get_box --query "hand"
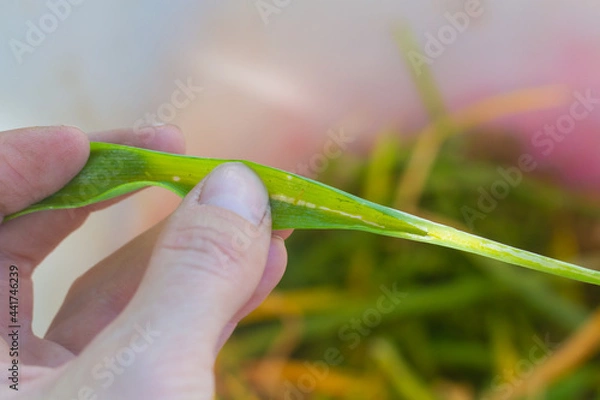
[0,126,290,399]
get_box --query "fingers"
[215,234,288,351]
[0,126,89,218]
[0,125,185,274]
[44,222,164,352]
[45,223,288,355]
[87,125,185,154]
[62,163,286,396]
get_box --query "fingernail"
[198,163,268,225]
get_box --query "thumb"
[52,163,275,398]
[115,162,270,359]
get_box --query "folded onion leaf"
[7,142,600,286]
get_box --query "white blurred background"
[0,0,598,335]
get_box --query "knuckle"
[159,220,250,282]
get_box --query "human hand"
[0,126,290,399]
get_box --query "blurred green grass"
[217,131,600,399]
[215,28,600,399]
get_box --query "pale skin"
[0,125,291,399]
